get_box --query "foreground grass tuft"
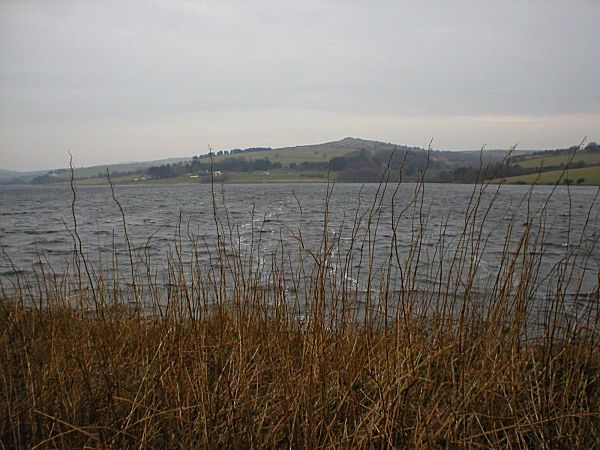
[2,300,599,448]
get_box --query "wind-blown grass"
[1,163,599,448]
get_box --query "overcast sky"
[1,0,599,171]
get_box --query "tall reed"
[1,162,599,448]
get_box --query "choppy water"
[1,182,599,325]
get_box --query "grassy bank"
[1,174,599,448]
[513,151,600,170]
[499,165,600,186]
[53,169,332,185]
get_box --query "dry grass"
[1,165,599,448]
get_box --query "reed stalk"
[1,163,599,448]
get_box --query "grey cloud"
[0,0,598,170]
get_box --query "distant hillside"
[0,157,191,185]
[509,142,600,170]
[5,138,595,186]
[137,137,514,184]
[206,137,510,167]
[497,166,600,186]
[0,168,47,184]
[209,137,405,165]
[496,142,600,186]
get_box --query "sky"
[0,1,599,171]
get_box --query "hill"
[498,166,600,186]
[494,142,600,186]
[6,138,597,186]
[0,157,191,185]
[133,137,515,184]
[208,137,511,167]
[0,168,47,184]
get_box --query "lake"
[1,182,599,327]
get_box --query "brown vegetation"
[1,169,599,448]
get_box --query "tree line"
[147,157,283,179]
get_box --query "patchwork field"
[513,151,600,169]
[499,165,600,185]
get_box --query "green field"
[209,137,399,165]
[40,157,192,182]
[498,165,600,185]
[224,169,332,183]
[512,151,600,169]
[71,169,334,185]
